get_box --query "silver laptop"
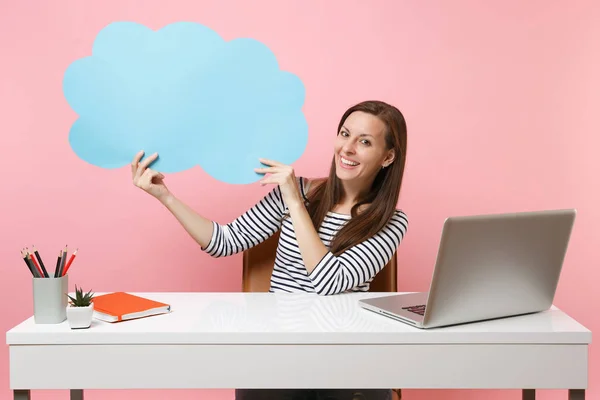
[359,209,576,329]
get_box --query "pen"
[32,245,49,278]
[62,248,78,276]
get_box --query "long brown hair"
[306,100,407,256]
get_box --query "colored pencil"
[58,245,67,276]
[32,245,49,278]
[27,251,44,277]
[21,249,36,277]
[62,248,78,276]
[54,250,62,277]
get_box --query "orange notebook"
[92,292,171,322]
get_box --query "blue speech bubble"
[63,21,308,184]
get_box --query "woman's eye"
[361,140,371,146]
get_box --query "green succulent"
[67,285,94,307]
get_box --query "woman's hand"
[254,158,304,209]
[131,150,171,202]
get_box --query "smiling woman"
[130,99,409,400]
[306,101,407,259]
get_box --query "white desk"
[6,292,591,399]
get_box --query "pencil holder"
[32,274,68,324]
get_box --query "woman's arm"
[202,187,286,257]
[306,210,408,295]
[132,151,284,256]
[159,194,216,250]
[131,151,218,250]
[274,175,408,295]
[286,199,330,273]
[161,187,287,257]
[255,158,409,295]
[255,160,331,271]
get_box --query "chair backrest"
[242,231,398,293]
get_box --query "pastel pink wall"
[1,0,598,399]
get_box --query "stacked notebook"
[92,292,171,322]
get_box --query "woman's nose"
[342,140,356,154]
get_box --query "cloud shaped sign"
[63,21,308,184]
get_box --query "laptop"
[358,209,576,329]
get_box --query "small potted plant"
[66,285,95,329]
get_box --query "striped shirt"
[203,177,409,295]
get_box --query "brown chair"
[242,231,402,399]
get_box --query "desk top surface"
[6,292,591,345]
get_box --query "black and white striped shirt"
[204,177,409,295]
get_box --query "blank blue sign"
[63,21,307,184]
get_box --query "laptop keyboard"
[402,304,426,316]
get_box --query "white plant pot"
[66,303,94,329]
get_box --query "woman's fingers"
[139,168,161,189]
[259,158,284,167]
[260,173,290,186]
[131,150,145,178]
[259,173,280,184]
[139,152,158,169]
[134,152,158,181]
[254,166,280,174]
[256,159,296,192]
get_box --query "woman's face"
[334,111,395,189]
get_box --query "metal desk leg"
[569,389,585,400]
[13,390,30,400]
[523,389,535,400]
[70,389,84,400]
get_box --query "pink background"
[1,0,598,399]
